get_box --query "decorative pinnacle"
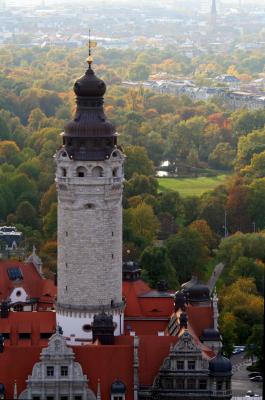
[86,29,97,69]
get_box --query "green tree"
[43,203,57,239]
[124,174,158,199]
[124,145,155,179]
[230,257,264,294]
[166,227,208,283]
[16,201,38,228]
[219,312,238,357]
[0,115,11,140]
[0,140,21,166]
[124,203,159,244]
[128,63,151,81]
[140,246,178,289]
[209,142,235,170]
[246,324,264,371]
[249,178,265,230]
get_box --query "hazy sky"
[6,0,265,3]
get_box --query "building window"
[163,378,173,389]
[16,290,22,297]
[74,397,82,400]
[61,366,68,376]
[77,166,87,177]
[2,333,10,340]
[60,397,68,400]
[47,397,54,400]
[177,360,184,369]
[199,380,207,390]
[217,381,223,390]
[40,333,52,339]
[82,324,92,332]
[85,203,95,210]
[188,360,195,370]
[176,380,184,389]
[92,166,103,177]
[187,379,196,389]
[226,380,231,390]
[32,397,40,400]
[61,168,67,177]
[46,366,54,377]
[19,333,30,339]
[112,397,124,400]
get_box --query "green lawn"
[158,174,228,197]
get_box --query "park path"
[207,262,224,293]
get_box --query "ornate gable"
[40,330,74,362]
[173,329,201,354]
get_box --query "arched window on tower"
[112,167,119,178]
[92,166,104,177]
[76,166,87,178]
[61,168,67,177]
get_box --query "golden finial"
[86,29,97,69]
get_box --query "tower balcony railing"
[56,175,123,184]
[56,301,125,313]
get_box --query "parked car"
[248,372,261,378]
[233,345,246,354]
[250,376,263,382]
[245,390,254,397]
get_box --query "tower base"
[56,303,124,345]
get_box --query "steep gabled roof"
[0,260,56,304]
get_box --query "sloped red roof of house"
[0,345,43,397]
[138,335,178,385]
[0,311,56,346]
[75,336,134,400]
[0,260,56,304]
[186,304,213,338]
[123,279,174,319]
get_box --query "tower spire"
[86,29,97,69]
[211,0,217,27]
[87,29,93,69]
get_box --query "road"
[231,352,263,397]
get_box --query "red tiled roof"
[123,279,174,319]
[187,304,213,338]
[0,261,56,305]
[0,345,43,397]
[138,335,178,385]
[75,338,134,400]
[0,311,56,345]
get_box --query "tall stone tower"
[55,57,125,344]
[211,0,217,27]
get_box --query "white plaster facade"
[55,147,125,344]
[9,287,28,305]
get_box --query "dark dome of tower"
[209,354,232,376]
[201,328,221,341]
[74,68,106,97]
[93,312,114,327]
[111,379,126,394]
[181,276,210,303]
